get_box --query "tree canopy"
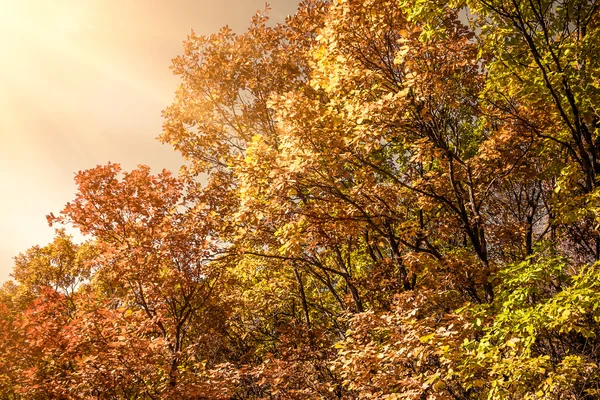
[2,0,600,398]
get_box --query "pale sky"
[0,0,300,282]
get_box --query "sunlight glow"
[0,0,301,283]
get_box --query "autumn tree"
[3,0,600,399]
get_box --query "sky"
[0,0,300,283]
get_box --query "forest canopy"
[2,0,600,398]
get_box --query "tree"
[3,0,600,398]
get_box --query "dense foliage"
[2,0,600,398]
